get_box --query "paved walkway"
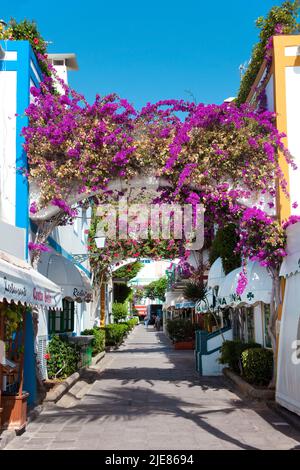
[4,325,300,450]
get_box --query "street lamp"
[95,236,106,249]
[95,219,107,249]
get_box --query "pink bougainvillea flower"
[28,242,51,252]
[236,270,248,296]
[29,202,38,214]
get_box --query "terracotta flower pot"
[174,341,195,350]
[1,392,29,432]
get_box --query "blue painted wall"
[1,40,43,405]
[23,310,36,405]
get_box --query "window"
[263,304,272,348]
[62,299,75,331]
[245,307,255,342]
[48,300,75,334]
[53,59,65,66]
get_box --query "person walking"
[155,315,161,331]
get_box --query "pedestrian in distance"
[155,315,161,331]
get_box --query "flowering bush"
[237,208,287,269]
[4,14,296,390]
[46,335,80,379]
[237,1,300,105]
[113,261,143,280]
[28,242,51,252]
[0,19,49,75]
[88,212,182,274]
[236,270,248,296]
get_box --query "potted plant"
[1,304,28,433]
[166,319,199,350]
[1,388,29,433]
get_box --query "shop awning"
[240,261,272,306]
[207,257,225,289]
[134,305,147,316]
[280,221,300,278]
[217,261,272,308]
[175,301,195,309]
[174,294,195,309]
[0,250,62,310]
[217,267,241,308]
[38,253,92,303]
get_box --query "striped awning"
[0,250,62,310]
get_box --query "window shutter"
[37,335,48,380]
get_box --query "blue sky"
[1,0,284,107]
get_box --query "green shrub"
[46,335,80,379]
[241,348,273,385]
[103,323,129,346]
[81,327,105,355]
[219,340,262,373]
[166,319,200,342]
[124,318,139,330]
[112,302,128,323]
[113,261,143,280]
[209,224,241,275]
[144,277,167,302]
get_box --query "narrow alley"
[4,325,300,450]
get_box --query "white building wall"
[51,65,68,94]
[50,207,91,272]
[285,66,300,216]
[37,307,49,337]
[0,70,17,225]
[265,74,274,112]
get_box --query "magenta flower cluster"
[236,270,248,296]
[28,242,51,252]
[21,51,296,276]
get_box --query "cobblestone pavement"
[4,325,300,450]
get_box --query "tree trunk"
[268,268,281,389]
[29,212,65,398]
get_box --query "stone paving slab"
[4,325,300,450]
